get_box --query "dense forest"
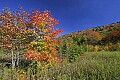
[57,22,120,62]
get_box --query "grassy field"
[0,51,120,80]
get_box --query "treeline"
[57,22,120,62]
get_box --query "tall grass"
[0,51,120,80]
[41,51,120,80]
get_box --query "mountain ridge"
[59,21,120,38]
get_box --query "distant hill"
[58,22,120,45]
[59,22,120,38]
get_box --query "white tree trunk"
[16,50,19,67]
[11,49,15,69]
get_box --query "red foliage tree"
[0,7,63,68]
[0,7,29,68]
[24,9,63,68]
[85,30,102,45]
[106,29,120,43]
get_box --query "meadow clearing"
[0,51,120,80]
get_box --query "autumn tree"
[84,30,102,45]
[0,7,63,69]
[0,7,28,68]
[105,29,120,44]
[22,9,63,68]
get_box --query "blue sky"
[0,0,120,35]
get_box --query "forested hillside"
[57,22,120,62]
[58,21,120,46]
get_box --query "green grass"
[44,51,120,80]
[0,51,120,80]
